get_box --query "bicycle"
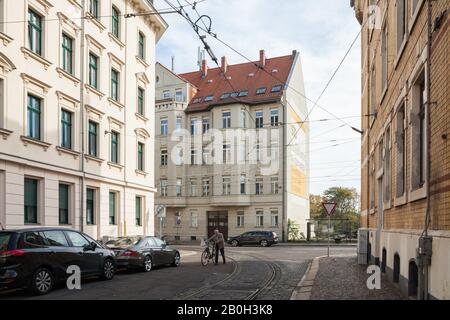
[200,239,216,266]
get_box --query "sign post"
[155,205,166,239]
[322,203,337,257]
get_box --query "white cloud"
[155,0,362,195]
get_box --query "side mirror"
[84,242,97,251]
[164,240,169,246]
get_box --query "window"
[163,90,171,99]
[397,0,407,53]
[190,212,198,228]
[240,175,246,195]
[59,184,69,225]
[270,210,279,227]
[271,143,279,162]
[160,179,168,197]
[110,131,119,164]
[370,66,376,121]
[175,90,183,102]
[90,0,99,19]
[220,93,230,100]
[384,127,392,202]
[256,178,264,195]
[270,109,279,126]
[0,0,4,33]
[109,192,117,225]
[256,87,266,95]
[190,179,197,197]
[111,6,120,39]
[271,177,279,194]
[138,32,145,60]
[240,110,246,128]
[238,90,248,97]
[191,118,199,135]
[28,9,42,55]
[204,95,214,102]
[381,22,388,93]
[223,177,231,195]
[223,144,231,163]
[43,231,68,247]
[369,155,375,209]
[62,34,74,74]
[111,69,119,101]
[176,116,183,131]
[89,53,99,89]
[135,197,142,226]
[137,87,145,116]
[256,211,264,227]
[192,97,202,104]
[160,149,168,166]
[175,146,183,166]
[27,95,41,140]
[202,118,210,133]
[256,111,263,129]
[24,178,38,224]
[271,85,282,93]
[86,188,95,225]
[88,121,98,157]
[239,142,247,163]
[256,144,262,162]
[223,112,231,129]
[190,149,198,165]
[237,212,245,228]
[202,147,210,165]
[61,110,72,149]
[176,179,183,197]
[396,105,406,197]
[66,231,90,247]
[137,142,144,171]
[202,178,210,196]
[160,118,168,135]
[411,71,427,190]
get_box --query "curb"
[290,256,322,300]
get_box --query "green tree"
[322,187,360,233]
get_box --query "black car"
[106,236,180,272]
[0,228,116,295]
[227,231,279,247]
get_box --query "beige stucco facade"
[0,0,167,240]
[154,53,310,243]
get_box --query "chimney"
[221,56,228,74]
[259,49,266,68]
[292,50,297,57]
[201,59,208,78]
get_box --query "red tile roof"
[178,54,296,113]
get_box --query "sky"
[154,0,362,196]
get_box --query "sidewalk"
[291,255,407,300]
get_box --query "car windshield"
[106,237,141,248]
[0,233,12,252]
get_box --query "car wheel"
[231,240,239,247]
[260,240,269,247]
[29,267,54,295]
[101,259,115,280]
[172,252,180,267]
[143,255,153,272]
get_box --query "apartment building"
[0,0,167,240]
[154,50,310,243]
[352,0,449,299]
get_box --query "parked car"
[106,236,180,272]
[227,231,279,247]
[0,228,116,295]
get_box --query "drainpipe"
[79,0,86,233]
[282,97,287,243]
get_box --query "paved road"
[0,246,356,300]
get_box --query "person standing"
[208,228,226,265]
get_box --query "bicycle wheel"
[201,250,209,266]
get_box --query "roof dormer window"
[192,97,203,104]
[256,87,267,95]
[204,95,214,102]
[220,93,231,100]
[271,85,283,93]
[238,91,248,97]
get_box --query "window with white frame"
[190,179,197,197]
[239,142,246,163]
[411,70,427,191]
[240,110,246,128]
[381,21,388,93]
[256,111,264,129]
[28,8,43,56]
[175,146,183,166]
[270,210,279,227]
[222,177,231,195]
[384,126,392,203]
[163,90,171,99]
[256,177,264,195]
[160,179,168,197]
[369,155,375,210]
[240,175,246,195]
[190,212,198,228]
[190,149,198,165]
[223,144,231,163]
[271,176,279,194]
[237,212,245,228]
[176,178,183,197]
[191,118,199,135]
[223,111,231,129]
[176,116,182,131]
[0,79,4,128]
[175,90,183,102]
[271,143,279,162]
[202,147,210,165]
[202,178,210,196]
[202,118,210,133]
[160,118,168,135]
[256,211,264,227]
[370,65,376,123]
[160,149,168,166]
[270,109,279,126]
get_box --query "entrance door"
[207,212,228,240]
